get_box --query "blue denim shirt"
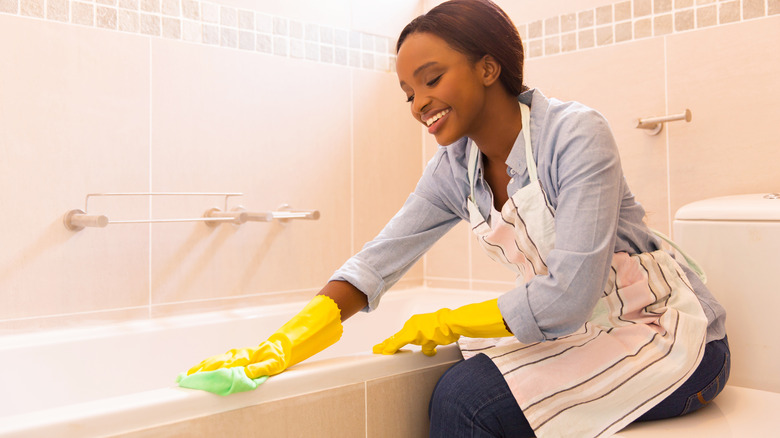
[331,89,726,344]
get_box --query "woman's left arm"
[499,108,623,343]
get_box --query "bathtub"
[0,287,500,437]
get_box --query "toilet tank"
[673,193,780,393]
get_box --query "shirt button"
[508,168,516,176]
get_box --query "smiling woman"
[182,2,729,437]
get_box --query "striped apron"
[457,102,708,438]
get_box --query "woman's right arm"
[318,280,368,322]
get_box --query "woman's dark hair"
[397,0,528,96]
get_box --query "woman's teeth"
[425,109,450,127]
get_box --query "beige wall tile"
[634,17,652,38]
[666,15,780,220]
[655,0,673,14]
[525,37,670,232]
[123,383,366,437]
[562,31,577,51]
[0,16,151,320]
[616,21,633,42]
[352,69,425,282]
[771,0,780,15]
[579,28,595,48]
[149,40,353,303]
[561,13,577,32]
[596,5,613,25]
[367,363,454,438]
[545,16,559,35]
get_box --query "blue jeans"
[429,337,730,437]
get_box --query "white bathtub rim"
[0,345,463,438]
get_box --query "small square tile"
[596,5,613,24]
[361,33,374,51]
[21,0,44,18]
[528,39,543,57]
[770,0,780,15]
[362,52,374,69]
[202,23,218,44]
[255,13,272,33]
[578,10,594,28]
[0,0,18,14]
[634,0,652,17]
[675,9,695,31]
[140,12,160,35]
[160,0,177,16]
[181,0,198,20]
[239,30,254,50]
[118,9,139,32]
[696,5,717,27]
[561,13,576,32]
[720,1,740,23]
[220,27,237,47]
[305,23,319,42]
[140,0,159,14]
[119,0,139,10]
[634,17,652,38]
[616,21,633,42]
[654,0,672,13]
[335,46,348,65]
[273,36,288,55]
[238,10,254,30]
[544,36,560,55]
[561,32,577,52]
[348,49,360,67]
[544,16,559,35]
[162,16,180,39]
[528,20,542,38]
[72,2,95,26]
[181,19,201,42]
[743,0,766,19]
[615,1,632,21]
[320,27,334,44]
[321,45,334,63]
[578,29,595,48]
[335,29,349,47]
[289,20,303,39]
[349,30,361,48]
[596,25,614,46]
[256,33,272,53]
[273,16,287,35]
[97,6,118,29]
[675,0,693,8]
[46,0,68,21]
[654,14,673,35]
[306,41,319,61]
[220,6,236,27]
[201,2,218,23]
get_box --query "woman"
[185,1,729,436]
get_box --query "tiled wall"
[0,0,424,332]
[0,0,398,71]
[424,0,780,290]
[518,0,780,58]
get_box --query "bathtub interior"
[0,288,498,420]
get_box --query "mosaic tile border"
[0,0,397,72]
[518,0,780,58]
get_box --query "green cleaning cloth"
[176,367,269,396]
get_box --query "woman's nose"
[413,95,431,117]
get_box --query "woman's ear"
[480,55,502,87]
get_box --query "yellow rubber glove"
[373,298,512,356]
[187,295,343,379]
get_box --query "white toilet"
[617,193,780,437]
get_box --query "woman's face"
[396,32,488,146]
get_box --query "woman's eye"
[427,75,442,86]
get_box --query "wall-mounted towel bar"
[635,109,692,135]
[63,193,319,231]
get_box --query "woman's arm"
[318,280,368,322]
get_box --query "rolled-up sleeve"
[498,107,622,343]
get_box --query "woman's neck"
[470,90,523,165]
